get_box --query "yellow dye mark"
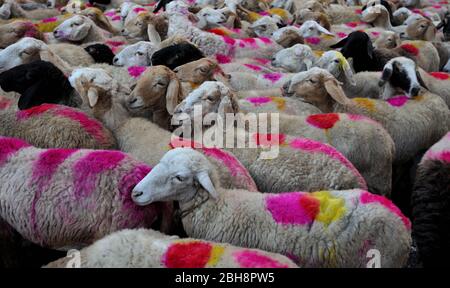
[36,14,72,33]
[248,11,262,22]
[353,98,376,112]
[321,34,335,40]
[413,95,424,101]
[268,8,289,21]
[189,82,200,90]
[336,51,349,69]
[312,191,346,226]
[207,245,226,267]
[270,97,286,111]
[313,50,324,57]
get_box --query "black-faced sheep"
[84,43,115,65]
[151,43,205,70]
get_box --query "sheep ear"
[188,13,199,23]
[304,58,313,70]
[416,69,429,90]
[87,88,99,107]
[196,171,218,200]
[323,77,351,105]
[341,58,355,86]
[316,24,333,36]
[379,61,393,86]
[329,37,347,48]
[18,81,45,110]
[425,23,436,41]
[366,40,374,59]
[147,23,161,44]
[218,95,237,116]
[166,75,181,115]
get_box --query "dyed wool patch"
[306,114,340,129]
[266,192,320,225]
[0,138,30,166]
[163,241,214,268]
[234,250,289,268]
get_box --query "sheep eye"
[387,38,392,42]
[136,51,144,56]
[333,59,339,63]
[206,96,215,101]
[174,175,184,182]
[308,79,316,83]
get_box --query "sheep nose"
[132,190,143,199]
[410,87,420,97]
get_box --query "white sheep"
[112,41,159,67]
[131,148,412,268]
[0,136,173,250]
[286,67,450,163]
[173,81,395,196]
[271,44,318,73]
[44,228,299,268]
[69,67,259,193]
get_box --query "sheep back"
[0,137,168,249]
[0,103,117,150]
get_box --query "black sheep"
[0,60,77,110]
[84,43,115,65]
[151,43,204,70]
[411,148,450,267]
[330,31,399,73]
[154,0,175,13]
[437,13,450,41]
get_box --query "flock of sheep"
[0,0,449,268]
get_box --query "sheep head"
[79,7,117,34]
[122,12,162,43]
[196,6,227,29]
[127,65,182,117]
[0,37,46,73]
[360,3,388,24]
[113,41,158,67]
[0,21,43,49]
[378,57,427,99]
[392,7,412,25]
[271,26,304,48]
[283,67,352,113]
[132,148,219,206]
[317,51,355,86]
[172,81,239,125]
[248,16,280,38]
[271,43,314,72]
[173,58,220,85]
[54,15,93,42]
[293,9,330,31]
[406,18,437,41]
[373,31,400,49]
[298,20,333,38]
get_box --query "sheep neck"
[372,11,394,30]
[94,94,131,132]
[82,25,108,44]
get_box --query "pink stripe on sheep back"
[215,54,232,64]
[117,164,156,228]
[0,137,30,167]
[360,191,411,229]
[73,151,126,199]
[386,96,409,107]
[201,148,258,192]
[289,138,367,189]
[265,192,319,225]
[16,103,58,120]
[234,250,290,268]
[128,66,147,78]
[30,149,77,242]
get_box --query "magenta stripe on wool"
[73,151,126,199]
[0,137,30,167]
[30,149,77,242]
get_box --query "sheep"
[0,136,173,249]
[0,60,80,110]
[405,17,438,41]
[247,15,283,38]
[331,31,440,73]
[0,20,44,49]
[225,70,295,90]
[0,0,60,21]
[411,132,450,268]
[53,15,126,45]
[121,11,168,43]
[296,20,340,50]
[166,0,282,58]
[195,6,229,30]
[69,67,259,193]
[84,43,115,64]
[112,41,158,67]
[0,37,95,73]
[392,7,413,25]
[373,31,402,49]
[131,148,412,268]
[285,67,450,163]
[238,95,322,116]
[271,44,317,73]
[316,50,383,99]
[360,3,405,34]
[79,7,121,35]
[151,43,205,70]
[431,41,450,70]
[173,81,396,196]
[270,26,306,48]
[436,12,450,41]
[44,228,299,268]
[0,103,117,150]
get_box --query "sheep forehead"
[389,57,416,73]
[161,148,208,172]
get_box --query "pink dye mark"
[128,66,147,78]
[253,133,286,147]
[244,64,262,71]
[347,114,380,126]
[104,11,116,17]
[259,37,272,44]
[222,36,236,46]
[371,31,380,37]
[360,192,411,229]
[253,58,271,65]
[23,22,39,38]
[432,5,442,8]
[345,22,358,28]
[106,40,125,47]
[234,250,290,268]
[54,107,109,146]
[201,148,257,192]
[42,17,58,23]
[426,151,450,163]
[73,151,126,199]
[259,11,270,16]
[30,149,77,242]
[355,9,362,14]
[0,96,12,110]
[337,32,347,38]
[386,96,409,107]
[112,15,121,21]
[117,164,156,228]
[263,73,283,83]
[246,97,272,106]
[266,193,319,225]
[289,138,367,189]
[0,138,30,167]
[240,38,258,48]
[133,7,147,13]
[305,37,321,45]
[215,54,232,64]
